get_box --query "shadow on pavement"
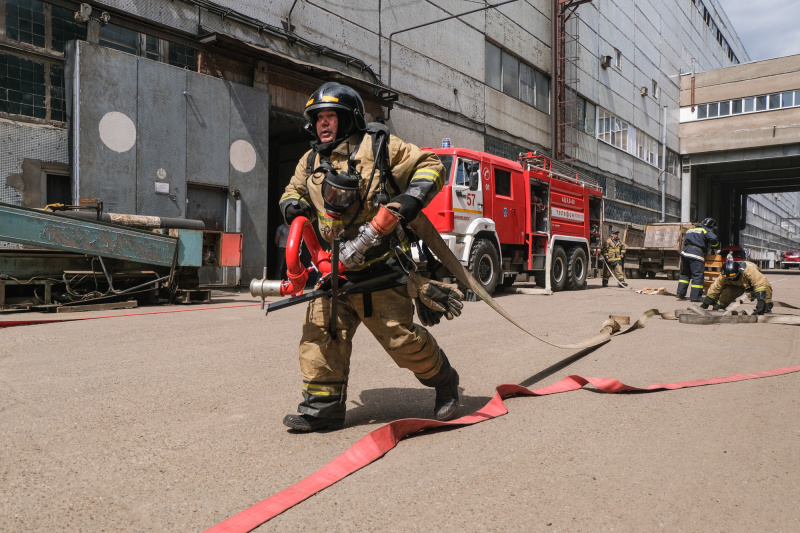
[344,387,493,429]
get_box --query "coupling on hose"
[250,278,285,298]
[339,205,399,269]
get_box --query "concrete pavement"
[2,270,799,532]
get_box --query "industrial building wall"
[39,1,749,230]
[0,1,763,255]
[570,0,748,228]
[742,192,800,265]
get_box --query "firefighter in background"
[701,260,773,314]
[676,217,720,302]
[279,82,463,432]
[602,228,628,287]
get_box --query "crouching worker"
[279,82,463,432]
[701,260,773,314]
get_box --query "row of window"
[485,41,550,115]
[1,0,198,123]
[695,89,800,120]
[596,107,679,175]
[691,0,739,64]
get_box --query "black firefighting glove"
[700,296,716,310]
[387,194,423,222]
[754,291,767,315]
[746,289,756,301]
[283,200,311,224]
[414,301,443,327]
[407,271,464,326]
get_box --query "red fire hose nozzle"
[249,216,346,299]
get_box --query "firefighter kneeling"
[701,259,774,315]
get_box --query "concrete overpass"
[680,55,800,263]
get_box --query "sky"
[721,0,800,62]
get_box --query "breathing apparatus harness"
[306,125,397,219]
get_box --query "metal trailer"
[622,223,694,280]
[0,202,241,311]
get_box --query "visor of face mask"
[321,171,360,212]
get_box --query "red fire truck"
[420,148,604,294]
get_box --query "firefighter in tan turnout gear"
[602,228,628,287]
[701,260,774,314]
[279,82,463,432]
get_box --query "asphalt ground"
[2,269,799,532]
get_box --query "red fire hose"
[271,216,348,297]
[205,363,800,532]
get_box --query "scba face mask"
[318,161,362,214]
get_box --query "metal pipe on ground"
[50,209,206,230]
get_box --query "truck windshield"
[439,155,453,185]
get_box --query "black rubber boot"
[601,280,608,287]
[282,414,345,432]
[418,351,460,421]
[433,367,460,421]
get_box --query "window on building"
[744,97,755,112]
[652,79,659,99]
[519,63,535,106]
[485,41,502,91]
[577,97,596,135]
[732,99,743,114]
[144,35,161,61]
[707,102,718,118]
[2,3,206,123]
[502,52,520,100]
[768,93,781,109]
[597,106,665,169]
[719,100,730,116]
[6,0,46,48]
[494,168,512,197]
[781,91,794,107]
[756,95,767,111]
[665,149,680,177]
[485,41,549,114]
[697,103,707,119]
[614,49,622,69]
[52,6,87,53]
[99,23,139,54]
[0,52,46,118]
[50,65,66,122]
[168,43,197,70]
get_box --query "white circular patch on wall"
[157,168,167,180]
[230,140,257,173]
[98,111,137,153]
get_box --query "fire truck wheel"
[533,271,546,288]
[550,245,567,291]
[565,247,588,290]
[469,239,500,295]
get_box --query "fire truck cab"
[421,147,603,294]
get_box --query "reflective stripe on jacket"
[683,225,720,255]
[602,237,626,261]
[279,131,444,269]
